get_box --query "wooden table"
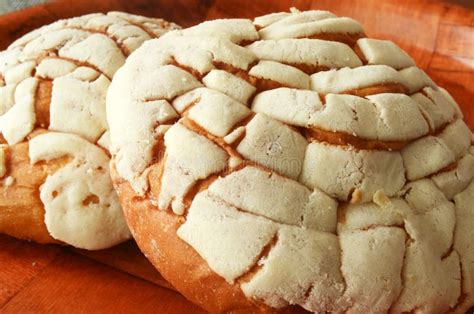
[1,0,473,312]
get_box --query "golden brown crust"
[0,130,67,244]
[34,79,53,129]
[111,162,309,313]
[307,32,365,47]
[305,127,409,151]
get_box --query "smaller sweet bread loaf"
[108,8,474,313]
[0,12,179,249]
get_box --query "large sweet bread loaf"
[107,9,474,313]
[0,12,179,249]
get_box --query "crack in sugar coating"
[107,9,474,313]
[0,12,179,248]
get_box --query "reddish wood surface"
[0,0,473,312]
[0,235,203,313]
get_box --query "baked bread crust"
[0,130,63,243]
[108,9,474,313]
[111,165,268,313]
[0,12,179,249]
[111,164,310,314]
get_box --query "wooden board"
[0,235,204,313]
[1,0,473,312]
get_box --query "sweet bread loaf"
[107,9,473,313]
[0,12,179,249]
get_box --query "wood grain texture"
[73,241,174,290]
[0,0,473,312]
[0,235,61,307]
[1,248,204,313]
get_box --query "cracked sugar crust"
[0,12,179,145]
[107,8,474,313]
[29,132,130,250]
[0,12,179,248]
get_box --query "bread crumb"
[4,176,14,186]
[228,156,243,168]
[373,190,391,207]
[350,189,363,204]
[223,126,245,144]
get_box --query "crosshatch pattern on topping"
[107,9,474,313]
[0,12,179,249]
